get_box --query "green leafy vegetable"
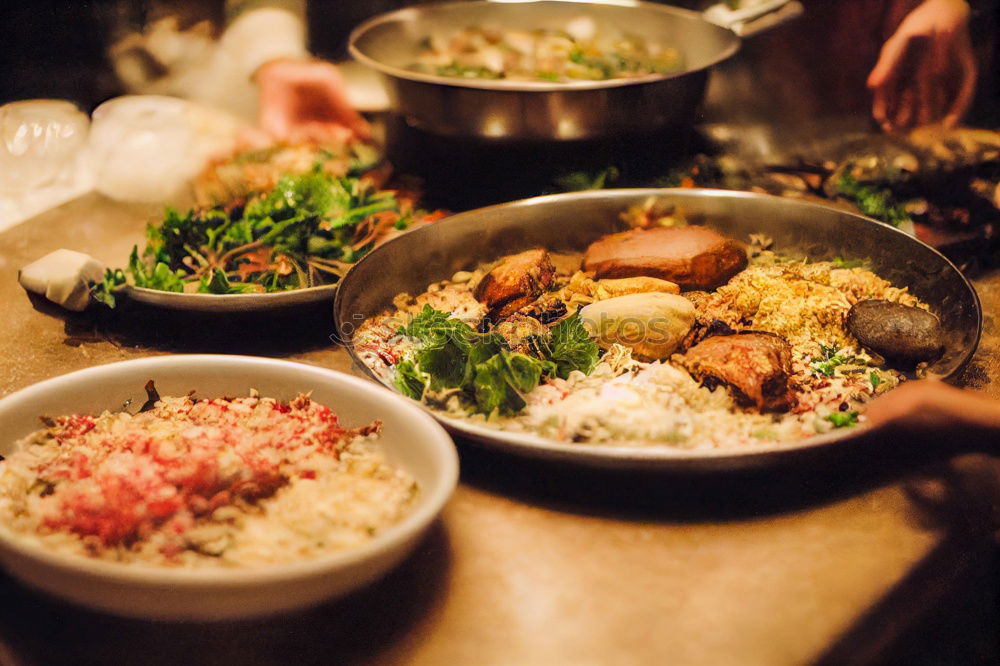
[199,269,259,295]
[826,411,859,428]
[92,268,127,308]
[127,247,185,293]
[90,166,441,307]
[555,166,619,192]
[503,351,557,394]
[394,307,599,416]
[834,173,911,228]
[471,354,515,413]
[470,350,556,414]
[434,63,503,79]
[534,312,600,379]
[394,360,429,400]
[829,257,867,270]
[869,371,883,390]
[809,343,861,378]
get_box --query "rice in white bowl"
[0,392,419,568]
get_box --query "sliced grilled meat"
[678,332,796,412]
[583,226,747,290]
[474,249,555,321]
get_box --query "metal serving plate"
[123,283,339,313]
[349,0,739,140]
[334,189,982,471]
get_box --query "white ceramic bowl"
[0,355,458,621]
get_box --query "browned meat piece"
[582,227,747,290]
[678,332,796,412]
[679,317,736,352]
[474,249,555,321]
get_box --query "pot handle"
[702,0,804,38]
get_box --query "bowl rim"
[0,355,459,586]
[348,0,741,92]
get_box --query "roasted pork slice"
[474,249,555,321]
[582,226,747,290]
[678,332,796,412]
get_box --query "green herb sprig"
[810,343,862,378]
[826,411,859,428]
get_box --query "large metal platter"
[334,189,982,471]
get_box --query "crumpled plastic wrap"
[88,95,246,203]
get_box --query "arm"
[222,0,309,81]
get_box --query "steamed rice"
[0,393,418,567]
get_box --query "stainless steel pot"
[348,1,742,141]
[334,189,982,471]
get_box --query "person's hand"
[865,379,969,430]
[868,381,1000,536]
[866,379,1000,440]
[256,58,371,143]
[867,0,976,132]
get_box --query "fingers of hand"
[257,60,372,141]
[893,83,918,130]
[943,32,977,127]
[916,35,951,126]
[259,97,293,139]
[874,31,976,132]
[869,31,919,132]
[868,30,911,90]
[864,380,955,429]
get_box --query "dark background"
[0,1,995,125]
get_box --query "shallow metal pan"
[334,189,982,471]
[348,0,741,141]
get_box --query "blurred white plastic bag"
[109,6,308,124]
[0,100,94,231]
[88,95,246,203]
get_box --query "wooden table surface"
[0,193,997,666]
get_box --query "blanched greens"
[833,173,911,228]
[92,167,436,306]
[394,306,599,416]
